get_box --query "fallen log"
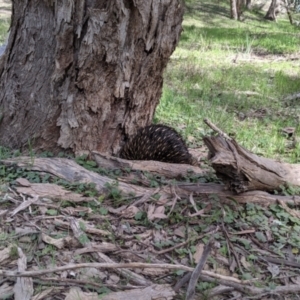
[0,157,147,196]
[92,151,208,178]
[203,135,300,193]
[178,183,300,206]
[2,157,300,207]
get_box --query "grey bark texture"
[230,0,239,19]
[264,0,279,20]
[0,0,184,154]
[230,0,243,20]
[203,135,300,193]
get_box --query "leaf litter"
[1,164,300,299]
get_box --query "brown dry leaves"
[1,171,300,299]
[0,179,198,299]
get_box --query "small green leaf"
[46,209,58,216]
[255,232,267,243]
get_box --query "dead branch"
[284,92,300,102]
[178,183,300,206]
[0,157,149,196]
[92,151,207,178]
[34,277,141,290]
[258,256,300,268]
[13,248,33,300]
[204,119,232,140]
[0,262,191,277]
[0,261,254,284]
[70,217,152,286]
[199,274,300,297]
[3,157,300,208]
[186,237,214,300]
[203,135,300,193]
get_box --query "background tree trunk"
[0,0,184,155]
[230,0,243,20]
[230,0,238,19]
[264,0,279,20]
[246,0,251,9]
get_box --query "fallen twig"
[204,118,232,141]
[34,277,141,290]
[186,237,214,300]
[0,262,252,285]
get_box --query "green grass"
[155,0,300,162]
[1,1,300,163]
[0,18,9,44]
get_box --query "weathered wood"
[92,151,208,178]
[1,157,148,196]
[2,157,300,207]
[178,183,300,206]
[203,135,300,193]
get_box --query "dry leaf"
[215,267,231,276]
[79,268,107,281]
[0,245,15,264]
[16,183,93,203]
[240,256,251,270]
[291,276,300,285]
[41,233,73,249]
[193,243,204,263]
[100,284,175,300]
[187,135,195,142]
[15,178,31,187]
[62,206,92,215]
[0,283,13,299]
[10,195,39,217]
[106,274,120,284]
[0,209,8,217]
[121,205,140,218]
[148,205,167,220]
[267,263,280,278]
[32,287,59,300]
[65,287,99,300]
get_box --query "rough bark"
[203,135,300,193]
[0,0,184,155]
[246,0,251,9]
[230,0,243,20]
[264,0,279,21]
[230,0,238,19]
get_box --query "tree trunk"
[283,0,294,25]
[230,0,238,19]
[0,0,184,155]
[264,0,279,21]
[246,0,251,9]
[236,0,243,20]
[230,0,243,20]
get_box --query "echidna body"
[120,124,194,165]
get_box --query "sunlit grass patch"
[156,0,300,162]
[0,18,9,44]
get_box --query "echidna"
[119,124,196,165]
